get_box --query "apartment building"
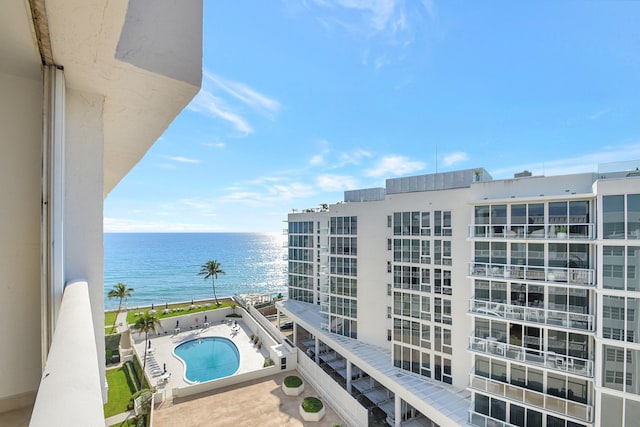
[0,1,202,424]
[278,162,640,427]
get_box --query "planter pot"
[282,382,304,396]
[556,232,567,239]
[299,404,325,422]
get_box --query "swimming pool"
[174,337,240,383]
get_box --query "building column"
[346,360,352,393]
[292,323,297,345]
[315,336,320,364]
[394,395,402,427]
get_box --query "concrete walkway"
[105,410,135,427]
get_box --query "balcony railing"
[282,228,289,235]
[469,373,593,423]
[468,336,594,378]
[30,281,104,426]
[468,224,595,240]
[468,410,518,427]
[469,299,594,332]
[469,262,595,286]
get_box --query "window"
[604,195,625,239]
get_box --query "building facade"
[279,162,640,427]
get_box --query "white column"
[292,322,297,345]
[64,88,106,401]
[346,360,352,393]
[394,395,402,427]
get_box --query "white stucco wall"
[63,89,107,395]
[0,71,43,407]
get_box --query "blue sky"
[104,0,640,233]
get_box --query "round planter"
[299,404,325,422]
[282,382,304,396]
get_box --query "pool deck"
[132,320,266,392]
[153,370,346,427]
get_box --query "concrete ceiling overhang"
[44,0,203,197]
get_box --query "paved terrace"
[154,370,345,427]
[278,299,471,426]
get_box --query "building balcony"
[469,373,593,423]
[469,299,594,332]
[469,262,595,287]
[468,336,594,378]
[468,224,595,240]
[282,228,289,235]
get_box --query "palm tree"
[132,314,161,385]
[107,282,134,334]
[199,260,225,306]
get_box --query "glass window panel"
[603,345,625,391]
[475,242,489,263]
[601,393,623,427]
[568,378,588,404]
[476,206,490,224]
[491,360,507,382]
[474,394,490,416]
[547,415,565,427]
[492,205,507,224]
[511,364,526,387]
[628,194,640,239]
[629,299,640,344]
[626,398,640,426]
[528,369,544,392]
[511,204,526,224]
[528,203,545,224]
[528,243,544,266]
[511,243,526,265]
[490,398,506,421]
[547,373,566,398]
[509,404,525,427]
[628,247,640,291]
[604,246,626,290]
[604,195,625,239]
[549,243,568,268]
[526,409,542,427]
[549,201,568,225]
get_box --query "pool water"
[174,337,240,383]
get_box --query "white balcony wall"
[0,70,43,411]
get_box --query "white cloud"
[316,174,358,191]
[310,154,325,165]
[203,142,226,148]
[365,155,426,177]
[104,217,221,233]
[442,151,468,167]
[204,71,281,117]
[188,90,252,134]
[337,148,372,166]
[589,108,610,121]
[168,156,200,164]
[187,71,281,135]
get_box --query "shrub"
[263,357,274,367]
[284,375,303,388]
[301,397,323,413]
[123,361,141,393]
[225,313,242,318]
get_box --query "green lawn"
[125,297,236,325]
[105,311,118,328]
[104,367,135,418]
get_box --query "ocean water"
[104,233,287,310]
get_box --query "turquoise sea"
[104,233,287,310]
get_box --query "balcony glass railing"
[469,373,593,423]
[469,299,594,332]
[468,411,518,427]
[468,336,594,378]
[468,224,595,240]
[469,262,595,286]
